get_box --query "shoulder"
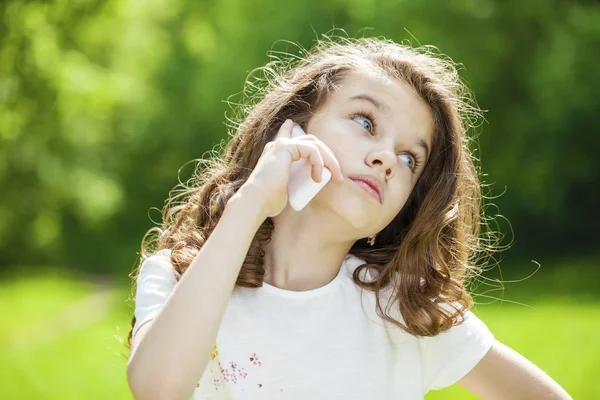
[418,307,494,391]
[131,248,180,338]
[138,248,180,279]
[342,253,375,281]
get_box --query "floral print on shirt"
[198,345,263,393]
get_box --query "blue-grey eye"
[398,153,415,170]
[353,116,373,133]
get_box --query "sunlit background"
[1,0,599,398]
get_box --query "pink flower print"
[214,359,248,387]
[211,352,255,389]
[249,353,262,367]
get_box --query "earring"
[367,235,376,246]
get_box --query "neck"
[262,206,356,291]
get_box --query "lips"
[350,174,384,202]
[351,178,383,203]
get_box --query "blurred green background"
[1,0,598,398]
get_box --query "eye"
[398,153,416,171]
[351,114,374,134]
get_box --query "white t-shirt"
[131,249,494,399]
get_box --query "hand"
[239,119,345,218]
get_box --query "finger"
[298,143,324,182]
[298,136,342,183]
[308,147,325,183]
[299,137,344,184]
[274,119,294,140]
[314,143,344,184]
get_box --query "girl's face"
[305,69,435,235]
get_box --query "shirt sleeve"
[131,249,180,339]
[418,308,495,392]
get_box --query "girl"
[126,36,571,399]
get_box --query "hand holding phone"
[286,124,333,211]
[239,120,342,218]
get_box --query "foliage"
[1,0,599,273]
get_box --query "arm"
[458,339,572,400]
[127,188,267,400]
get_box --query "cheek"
[314,183,376,228]
[313,118,354,153]
[327,144,354,174]
[387,182,414,213]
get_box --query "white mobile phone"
[286,124,333,211]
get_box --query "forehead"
[331,69,434,145]
[333,69,423,112]
[337,69,398,95]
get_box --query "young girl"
[126,36,571,399]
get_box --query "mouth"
[351,179,382,203]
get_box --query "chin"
[314,184,377,229]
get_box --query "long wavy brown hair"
[127,34,506,347]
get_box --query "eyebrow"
[349,94,430,160]
[349,94,388,114]
[417,139,430,160]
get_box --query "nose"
[367,148,396,180]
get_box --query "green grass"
[0,272,133,400]
[1,259,598,399]
[426,302,599,399]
